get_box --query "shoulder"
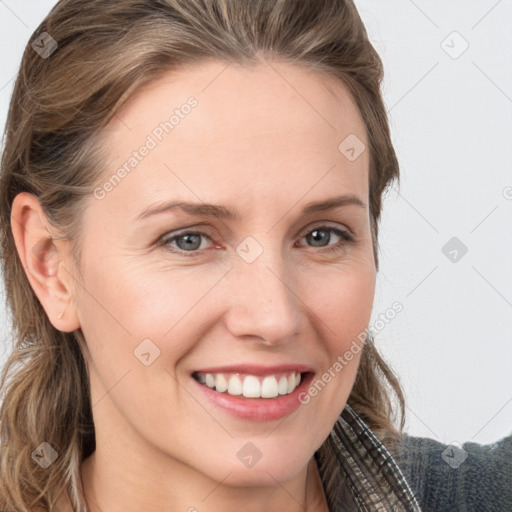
[392,432,512,512]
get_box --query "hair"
[0,0,405,509]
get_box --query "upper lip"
[192,364,314,376]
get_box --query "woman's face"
[71,59,375,486]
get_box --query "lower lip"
[192,372,315,422]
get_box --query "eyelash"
[158,225,356,257]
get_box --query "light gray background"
[1,1,511,446]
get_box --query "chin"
[197,441,312,487]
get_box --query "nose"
[223,241,302,347]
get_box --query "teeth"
[287,374,295,393]
[215,373,228,392]
[278,376,288,395]
[196,371,303,399]
[205,373,215,388]
[243,376,260,398]
[227,375,243,395]
[261,376,278,398]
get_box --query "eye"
[159,224,355,257]
[297,225,355,253]
[160,230,214,254]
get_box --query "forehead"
[94,59,369,220]
[106,58,366,143]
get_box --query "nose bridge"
[225,235,301,343]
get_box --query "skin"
[11,58,375,511]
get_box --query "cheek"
[305,260,376,344]
[292,265,375,453]
[73,255,237,415]
[300,261,375,400]
[77,251,225,342]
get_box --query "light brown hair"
[0,0,404,509]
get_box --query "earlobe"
[10,192,81,332]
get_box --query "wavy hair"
[0,0,405,509]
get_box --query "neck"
[79,453,328,512]
[77,427,329,512]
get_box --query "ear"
[10,192,81,332]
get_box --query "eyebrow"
[134,193,366,222]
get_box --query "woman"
[0,1,510,511]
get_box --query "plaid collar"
[315,404,422,511]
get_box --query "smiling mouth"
[192,371,307,399]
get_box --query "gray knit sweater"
[315,404,512,511]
